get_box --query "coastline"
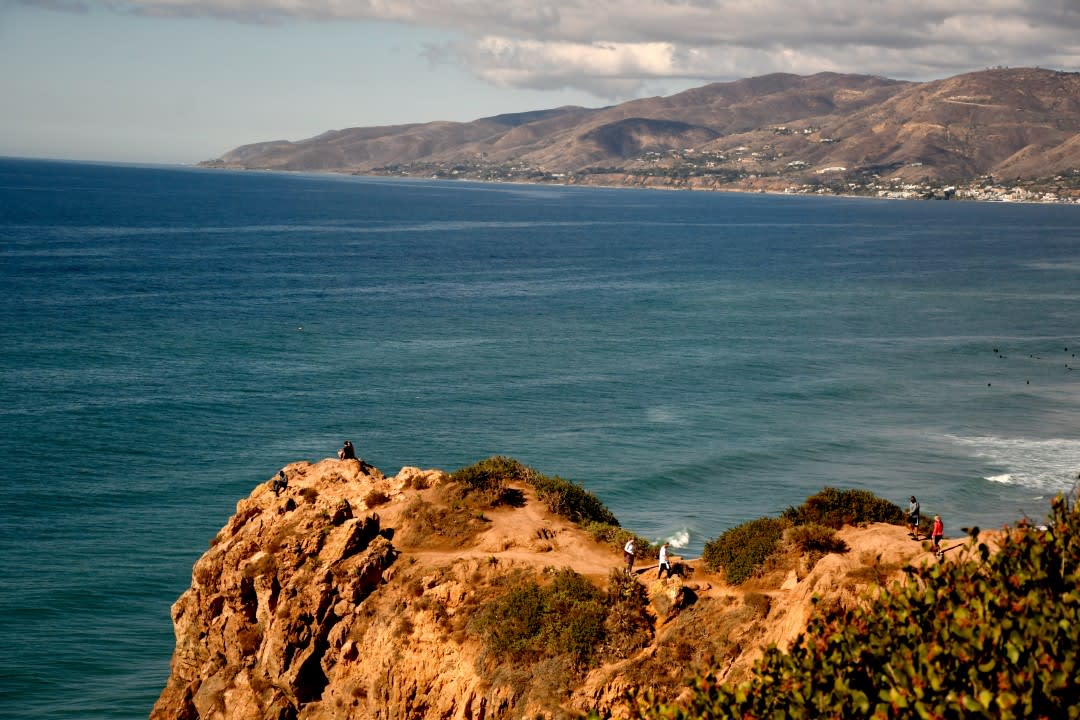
[196,161,1080,205]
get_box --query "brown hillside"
[203,68,1080,189]
[151,457,983,720]
[813,67,1080,181]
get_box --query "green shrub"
[471,568,607,666]
[449,456,524,502]
[701,517,786,585]
[788,523,849,555]
[781,487,904,529]
[635,493,1080,719]
[602,568,654,658]
[471,567,654,670]
[451,456,535,488]
[584,522,659,561]
[531,473,619,526]
[539,570,608,663]
[585,521,623,546]
[453,456,620,527]
[473,581,548,658]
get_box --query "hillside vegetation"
[202,68,1080,197]
[152,453,1073,719]
[635,493,1080,719]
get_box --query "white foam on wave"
[663,529,691,548]
[646,406,678,424]
[945,435,1080,491]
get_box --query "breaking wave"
[945,435,1080,492]
[663,529,691,549]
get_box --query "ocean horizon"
[2,156,1079,718]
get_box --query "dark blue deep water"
[2,157,1079,718]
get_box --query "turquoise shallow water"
[2,157,1079,718]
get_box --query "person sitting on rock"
[338,440,357,460]
[271,469,288,496]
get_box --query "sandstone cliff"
[152,458,968,719]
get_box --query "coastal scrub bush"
[634,493,1080,719]
[531,473,619,525]
[601,568,654,658]
[471,566,654,679]
[452,456,621,527]
[701,517,786,585]
[449,456,522,505]
[781,487,903,529]
[788,523,848,572]
[451,456,535,491]
[539,570,608,663]
[788,523,848,555]
[471,568,608,667]
[585,522,659,561]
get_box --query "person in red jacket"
[931,514,944,555]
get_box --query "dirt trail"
[405,481,651,579]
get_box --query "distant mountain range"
[202,68,1080,192]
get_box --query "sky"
[2,1,1079,164]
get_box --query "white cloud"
[449,37,703,97]
[26,0,1080,97]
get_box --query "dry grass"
[845,551,904,589]
[398,497,487,549]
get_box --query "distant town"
[370,147,1080,204]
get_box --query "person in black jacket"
[907,496,921,538]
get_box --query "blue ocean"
[1,157,1079,718]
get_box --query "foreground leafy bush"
[701,517,786,585]
[636,493,1080,719]
[782,487,904,529]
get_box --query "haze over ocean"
[2,157,1079,718]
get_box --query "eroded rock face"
[154,469,391,718]
[153,458,938,719]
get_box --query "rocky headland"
[150,456,979,719]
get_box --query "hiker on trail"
[338,440,357,460]
[907,496,921,538]
[624,538,636,573]
[271,469,288,496]
[932,515,944,554]
[658,542,671,579]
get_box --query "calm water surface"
[1,158,1078,718]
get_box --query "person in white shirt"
[658,542,671,578]
[624,538,636,573]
